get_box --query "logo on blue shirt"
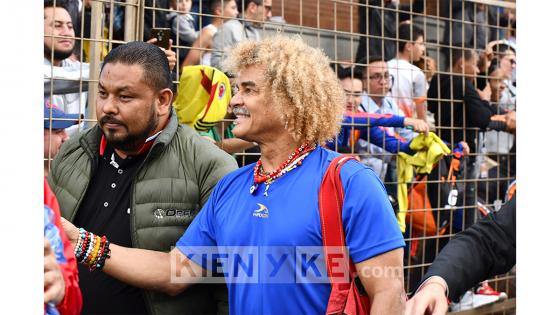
[252,203,269,219]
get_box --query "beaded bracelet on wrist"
[73,229,112,271]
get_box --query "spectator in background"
[335,65,429,177]
[388,23,428,120]
[360,55,416,141]
[167,0,197,65]
[44,101,82,176]
[44,1,177,138]
[478,59,516,206]
[44,0,88,137]
[495,44,516,109]
[338,66,429,133]
[51,0,83,59]
[355,0,424,63]
[211,0,272,69]
[359,55,417,196]
[428,48,496,229]
[182,0,239,67]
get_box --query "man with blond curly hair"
[62,35,406,314]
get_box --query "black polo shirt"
[74,139,149,314]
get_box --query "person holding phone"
[44,1,177,139]
[166,0,198,64]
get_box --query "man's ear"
[459,58,465,70]
[156,88,174,116]
[405,42,413,52]
[247,2,258,15]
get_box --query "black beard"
[101,105,159,153]
[44,45,73,62]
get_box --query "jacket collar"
[80,109,179,160]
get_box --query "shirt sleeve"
[343,112,405,128]
[339,162,405,263]
[362,126,414,155]
[175,15,198,44]
[211,22,237,69]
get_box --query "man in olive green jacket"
[48,41,237,315]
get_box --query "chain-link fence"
[44,0,516,313]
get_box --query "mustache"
[99,115,126,126]
[232,107,250,116]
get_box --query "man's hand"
[60,217,79,249]
[44,239,66,305]
[504,111,516,133]
[405,277,448,315]
[404,117,430,135]
[146,38,177,70]
[477,84,492,102]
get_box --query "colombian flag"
[174,65,231,132]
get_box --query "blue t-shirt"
[176,146,404,314]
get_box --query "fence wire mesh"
[44,1,516,313]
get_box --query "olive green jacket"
[47,110,237,314]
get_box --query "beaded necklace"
[250,143,316,196]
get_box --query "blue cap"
[44,100,83,129]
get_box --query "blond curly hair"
[223,35,345,145]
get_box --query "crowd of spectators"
[43,0,517,314]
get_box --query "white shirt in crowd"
[44,58,89,137]
[387,58,426,118]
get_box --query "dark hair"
[450,48,475,68]
[237,0,262,12]
[101,41,172,92]
[356,54,385,77]
[397,24,424,53]
[494,42,516,57]
[334,65,363,81]
[487,58,500,76]
[44,0,69,11]
[210,0,233,13]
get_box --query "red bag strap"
[319,155,359,314]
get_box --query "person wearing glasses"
[358,54,417,198]
[211,0,272,70]
[333,65,429,177]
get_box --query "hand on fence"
[490,112,516,134]
[504,111,516,133]
[404,117,430,135]
[147,38,177,70]
[477,85,492,102]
